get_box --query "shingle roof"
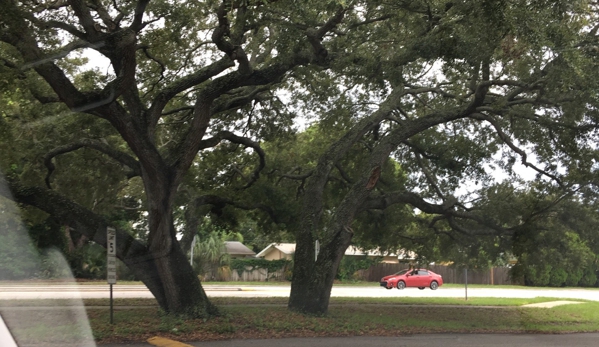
[344,246,416,259]
[255,243,295,258]
[256,243,415,259]
[224,241,256,256]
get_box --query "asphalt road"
[1,283,599,301]
[98,334,599,347]
[2,284,599,347]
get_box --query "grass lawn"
[78,296,576,307]
[86,298,599,344]
[4,278,599,292]
[5,297,598,345]
[67,280,599,291]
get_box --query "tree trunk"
[150,236,218,317]
[1,176,217,318]
[288,226,352,314]
[142,168,219,317]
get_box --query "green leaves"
[510,193,599,287]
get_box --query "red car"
[380,269,443,290]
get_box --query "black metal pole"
[110,284,114,324]
[465,267,468,301]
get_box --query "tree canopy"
[0,0,363,317]
[2,0,599,317]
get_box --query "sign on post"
[107,227,117,284]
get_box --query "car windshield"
[2,2,599,347]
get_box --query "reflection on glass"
[0,173,96,347]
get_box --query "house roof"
[344,246,415,259]
[256,243,415,260]
[224,241,256,256]
[255,243,295,258]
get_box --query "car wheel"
[430,281,439,290]
[397,280,406,290]
[418,287,425,290]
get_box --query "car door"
[405,270,418,287]
[418,270,431,287]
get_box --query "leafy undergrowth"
[88,302,599,345]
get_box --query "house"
[344,245,415,264]
[255,243,415,264]
[224,241,256,259]
[255,243,296,260]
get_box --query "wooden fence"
[204,267,287,282]
[205,263,513,284]
[356,263,513,285]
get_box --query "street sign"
[107,227,116,284]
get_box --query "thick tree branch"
[67,0,102,40]
[193,194,278,223]
[221,132,266,189]
[211,85,271,115]
[0,175,168,308]
[471,112,563,186]
[277,168,314,183]
[169,47,322,181]
[190,131,266,189]
[412,152,445,199]
[36,19,87,40]
[306,6,347,61]
[89,0,118,31]
[360,191,509,236]
[335,163,353,184]
[147,57,235,129]
[314,79,491,244]
[130,0,151,32]
[212,0,252,74]
[0,2,116,112]
[43,139,142,188]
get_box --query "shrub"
[565,268,584,287]
[336,256,381,282]
[548,268,567,287]
[230,258,291,281]
[579,267,598,287]
[525,264,552,286]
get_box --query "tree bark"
[143,169,219,317]
[288,226,352,314]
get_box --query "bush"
[565,268,584,287]
[336,256,380,282]
[579,267,598,287]
[525,264,552,286]
[548,268,567,287]
[229,258,291,281]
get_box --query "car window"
[418,270,429,275]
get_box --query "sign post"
[107,227,117,324]
[464,267,468,301]
[315,240,320,262]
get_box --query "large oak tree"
[0,0,371,317]
[276,0,599,313]
[3,0,599,318]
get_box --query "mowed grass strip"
[87,300,599,344]
[0,296,578,308]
